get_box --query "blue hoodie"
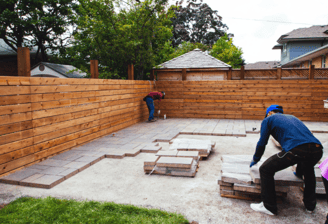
[253,113,322,161]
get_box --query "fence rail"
[158,67,328,81]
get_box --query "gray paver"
[0,168,40,184]
[39,167,69,176]
[38,159,71,167]
[28,175,65,189]
[156,157,193,168]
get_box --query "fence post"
[309,65,315,79]
[150,69,154,80]
[17,47,31,77]
[182,68,187,80]
[277,67,282,80]
[240,66,245,80]
[90,60,99,78]
[227,67,232,80]
[128,64,134,80]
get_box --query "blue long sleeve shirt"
[253,113,322,161]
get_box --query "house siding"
[312,56,322,67]
[289,41,322,61]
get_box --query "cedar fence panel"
[0,76,154,177]
[155,80,328,121]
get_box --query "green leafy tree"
[0,0,77,62]
[167,41,209,60]
[210,34,244,68]
[170,0,229,47]
[54,0,174,80]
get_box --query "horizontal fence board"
[0,86,31,95]
[0,95,31,106]
[0,120,33,136]
[0,103,32,116]
[0,146,34,165]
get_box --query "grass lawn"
[0,197,189,224]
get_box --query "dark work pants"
[145,97,154,121]
[259,143,322,214]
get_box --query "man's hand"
[250,160,258,168]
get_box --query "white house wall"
[31,66,67,78]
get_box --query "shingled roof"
[245,61,280,69]
[155,48,231,69]
[277,25,328,43]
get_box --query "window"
[283,43,287,54]
[323,55,326,68]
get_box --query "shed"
[154,48,231,81]
[31,62,86,78]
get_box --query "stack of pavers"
[219,155,304,201]
[144,139,215,177]
[170,138,215,158]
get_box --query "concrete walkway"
[0,118,328,223]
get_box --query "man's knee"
[259,163,273,176]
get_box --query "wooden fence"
[155,80,328,121]
[0,76,154,177]
[156,67,328,81]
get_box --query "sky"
[171,0,328,64]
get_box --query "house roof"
[280,44,328,67]
[155,48,231,69]
[245,61,280,69]
[277,25,328,43]
[31,62,86,78]
[272,44,283,50]
[0,39,38,56]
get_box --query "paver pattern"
[1,118,327,189]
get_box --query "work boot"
[150,118,157,122]
[325,213,328,224]
[250,202,274,216]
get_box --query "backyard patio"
[0,118,327,224]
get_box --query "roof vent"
[266,62,268,64]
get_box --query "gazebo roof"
[155,48,231,69]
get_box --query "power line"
[225,17,314,25]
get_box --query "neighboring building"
[245,61,280,69]
[31,62,86,78]
[154,48,231,81]
[273,25,328,68]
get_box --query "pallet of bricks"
[218,155,304,201]
[144,139,215,177]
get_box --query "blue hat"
[265,105,283,118]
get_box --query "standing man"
[250,105,323,215]
[143,91,165,122]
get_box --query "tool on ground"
[157,110,160,119]
[252,127,256,131]
[164,114,166,120]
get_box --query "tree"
[0,0,77,62]
[54,0,174,80]
[210,34,244,68]
[170,0,229,47]
[164,41,209,62]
